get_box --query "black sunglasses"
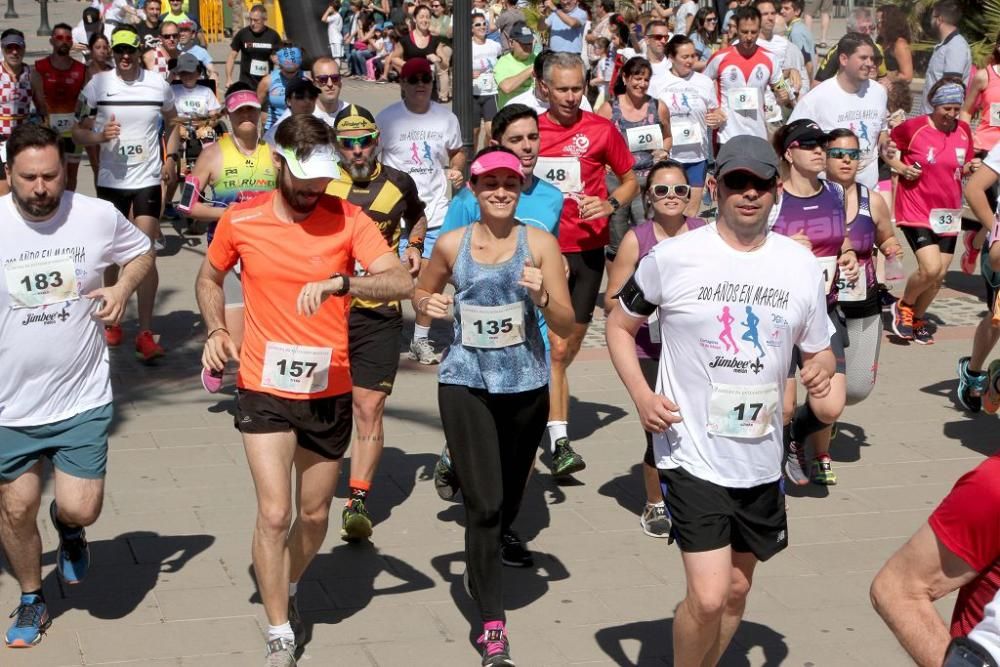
[721,172,776,191]
[314,74,341,85]
[827,147,861,161]
[112,45,138,55]
[405,73,433,85]
[788,139,824,151]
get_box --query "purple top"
[840,182,879,315]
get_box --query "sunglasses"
[314,74,341,85]
[827,147,861,161]
[53,34,73,43]
[112,45,138,55]
[337,132,379,149]
[405,73,433,85]
[705,17,718,22]
[161,33,179,39]
[647,33,668,40]
[649,183,691,199]
[3,44,24,52]
[721,172,777,191]
[473,22,486,27]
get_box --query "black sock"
[349,485,369,502]
[790,402,830,443]
[971,369,988,377]
[21,589,43,602]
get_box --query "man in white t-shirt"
[375,57,464,364]
[674,0,699,36]
[606,135,834,667]
[0,124,153,649]
[505,49,594,114]
[72,26,179,362]
[788,31,889,189]
[756,0,801,123]
[311,57,349,126]
[643,19,672,95]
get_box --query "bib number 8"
[20,271,63,292]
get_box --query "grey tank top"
[438,223,549,393]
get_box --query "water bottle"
[884,254,905,289]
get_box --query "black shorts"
[660,466,788,562]
[790,305,848,376]
[565,247,606,324]
[234,388,353,460]
[349,307,403,394]
[473,94,498,124]
[96,184,163,219]
[900,225,958,254]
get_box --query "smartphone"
[177,174,200,214]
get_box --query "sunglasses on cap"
[827,147,861,161]
[112,45,138,55]
[721,172,777,191]
[405,73,433,85]
[337,132,379,149]
[649,183,691,199]
[314,74,341,85]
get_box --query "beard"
[278,167,322,215]
[13,188,61,219]
[346,154,377,182]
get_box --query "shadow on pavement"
[336,446,439,527]
[597,463,646,517]
[942,418,1000,457]
[567,396,629,442]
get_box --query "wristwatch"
[330,272,350,297]
[608,196,622,211]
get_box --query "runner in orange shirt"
[194,114,413,667]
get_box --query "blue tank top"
[438,224,548,393]
[610,95,659,173]
[840,183,880,316]
[265,73,301,130]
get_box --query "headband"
[930,82,964,107]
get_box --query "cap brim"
[275,144,340,181]
[716,161,778,180]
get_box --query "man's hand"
[421,292,453,318]
[636,389,682,433]
[296,277,343,316]
[162,158,178,187]
[202,330,239,372]
[86,285,128,325]
[800,359,831,399]
[705,107,726,129]
[446,168,464,189]
[403,247,422,275]
[578,195,612,221]
[102,114,121,142]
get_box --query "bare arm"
[196,258,240,370]
[526,226,574,338]
[226,49,238,86]
[30,70,48,118]
[869,190,903,256]
[961,69,988,123]
[611,169,640,206]
[349,252,414,301]
[498,66,533,94]
[114,249,155,297]
[256,74,270,105]
[893,40,913,83]
[871,523,980,667]
[657,100,672,155]
[966,164,1000,230]
[595,100,613,119]
[604,229,639,312]
[188,143,225,221]
[414,230,460,318]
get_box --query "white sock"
[547,421,568,452]
[288,582,298,597]
[414,324,430,340]
[267,622,294,642]
[646,500,665,508]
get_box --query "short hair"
[932,0,960,26]
[645,19,668,33]
[491,103,538,141]
[594,37,610,52]
[825,128,859,145]
[273,114,331,158]
[836,31,876,59]
[780,0,804,14]
[52,22,74,34]
[666,34,693,57]
[734,6,762,25]
[845,7,872,31]
[249,4,267,14]
[755,0,777,11]
[468,146,520,185]
[311,56,338,72]
[541,51,584,84]
[533,49,553,79]
[6,124,63,167]
[599,0,614,12]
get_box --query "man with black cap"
[263,77,322,145]
[326,103,427,542]
[0,29,43,197]
[605,134,835,667]
[72,7,109,53]
[494,21,535,108]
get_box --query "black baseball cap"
[779,119,831,152]
[285,77,320,99]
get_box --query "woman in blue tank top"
[413,147,573,667]
[256,45,305,130]
[605,159,705,539]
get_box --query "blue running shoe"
[957,357,986,413]
[50,500,90,585]
[5,594,50,648]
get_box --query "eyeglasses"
[405,73,433,84]
[649,183,691,199]
[473,22,486,27]
[112,45,138,55]
[647,33,668,40]
[827,147,861,161]
[337,132,379,149]
[161,33,179,39]
[721,172,776,191]
[3,44,24,52]
[314,74,341,85]
[705,17,718,22]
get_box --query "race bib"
[625,124,664,152]
[4,255,79,309]
[706,382,779,438]
[460,302,525,348]
[250,59,269,76]
[116,135,147,166]
[817,255,838,295]
[763,90,783,123]
[929,208,962,235]
[260,342,331,394]
[534,157,582,195]
[179,97,206,115]
[670,117,701,146]
[49,113,75,136]
[836,264,867,302]
[648,309,661,345]
[728,87,759,112]
[991,103,1000,127]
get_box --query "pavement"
[0,5,993,666]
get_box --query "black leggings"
[439,383,549,622]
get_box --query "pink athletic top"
[891,115,973,234]
[974,65,1000,152]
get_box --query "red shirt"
[928,455,1000,636]
[537,110,635,253]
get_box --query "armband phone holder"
[616,275,657,317]
[177,174,200,214]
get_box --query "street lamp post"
[451,8,474,156]
[38,0,53,36]
[4,0,17,20]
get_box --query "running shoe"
[890,301,914,340]
[4,594,50,648]
[962,230,981,275]
[479,623,515,667]
[104,324,123,347]
[957,357,986,413]
[550,438,586,478]
[50,500,90,585]
[409,338,439,365]
[201,367,224,393]
[135,330,165,362]
[162,203,181,220]
[500,531,533,568]
[639,502,672,538]
[265,637,296,667]
[288,595,304,647]
[340,498,373,542]
[811,455,837,485]
[433,446,459,501]
[784,440,810,487]
[913,319,934,345]
[983,359,1000,415]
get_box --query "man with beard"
[0,30,45,197]
[325,104,426,541]
[196,114,413,667]
[0,124,153,648]
[135,0,163,51]
[32,23,88,192]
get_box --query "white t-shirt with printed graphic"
[624,224,832,488]
[472,39,502,96]
[657,70,717,164]
[375,101,462,229]
[0,192,151,426]
[171,83,222,120]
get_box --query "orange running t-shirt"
[208,191,391,399]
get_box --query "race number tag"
[836,264,867,302]
[4,255,79,309]
[49,113,75,136]
[261,342,331,394]
[670,117,701,146]
[116,135,147,166]
[250,59,269,76]
[648,308,661,344]
[534,157,582,194]
[728,87,759,112]
[991,103,1000,127]
[763,90,783,123]
[625,124,664,152]
[929,208,962,235]
[817,255,838,295]
[460,302,525,348]
[706,382,779,438]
